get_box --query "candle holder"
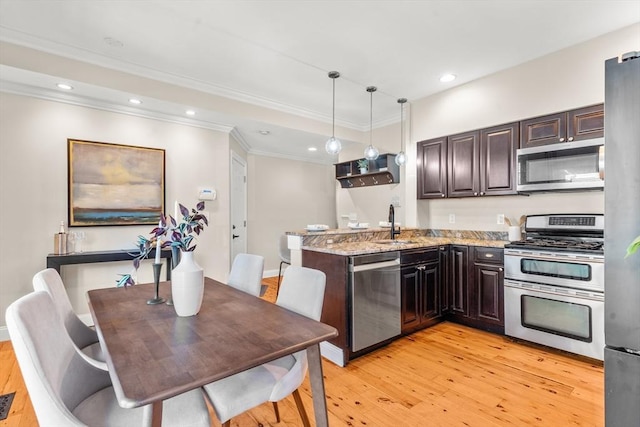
[147,263,166,305]
[166,247,181,306]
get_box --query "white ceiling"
[1,0,639,163]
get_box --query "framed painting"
[68,139,165,226]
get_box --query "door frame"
[230,150,248,265]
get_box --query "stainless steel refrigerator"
[604,51,640,427]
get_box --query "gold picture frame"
[68,139,165,226]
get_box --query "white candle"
[155,221,162,263]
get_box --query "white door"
[230,152,247,263]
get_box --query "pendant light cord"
[367,87,376,145]
[332,77,336,137]
[400,102,404,152]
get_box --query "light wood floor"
[1,276,604,426]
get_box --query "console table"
[46,249,173,280]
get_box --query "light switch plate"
[449,214,455,224]
[497,214,505,225]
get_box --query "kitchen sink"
[374,239,416,245]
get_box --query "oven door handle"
[505,252,602,263]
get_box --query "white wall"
[0,93,231,327]
[401,23,638,231]
[247,154,336,273]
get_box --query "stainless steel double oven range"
[504,214,604,360]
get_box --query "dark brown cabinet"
[520,104,604,148]
[442,245,505,334]
[417,123,518,199]
[438,245,450,315]
[417,137,447,199]
[448,131,480,197]
[471,247,504,333]
[335,153,400,188]
[449,245,470,319]
[480,122,519,195]
[400,248,442,333]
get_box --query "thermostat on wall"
[198,187,216,201]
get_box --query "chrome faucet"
[388,204,401,240]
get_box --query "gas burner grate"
[508,238,604,252]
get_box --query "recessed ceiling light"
[440,73,456,83]
[129,98,142,105]
[56,83,73,90]
[308,147,317,152]
[185,110,196,116]
[258,130,270,135]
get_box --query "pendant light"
[395,98,407,166]
[325,71,342,155]
[364,86,379,161]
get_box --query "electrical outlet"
[449,214,456,224]
[497,214,505,225]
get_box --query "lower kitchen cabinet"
[449,245,470,319]
[400,248,442,333]
[441,245,505,334]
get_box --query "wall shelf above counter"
[335,153,400,188]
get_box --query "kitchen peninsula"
[287,227,508,366]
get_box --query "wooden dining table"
[87,277,338,427]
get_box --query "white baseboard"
[263,269,280,278]
[0,326,9,342]
[320,341,345,367]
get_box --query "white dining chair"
[32,268,107,370]
[227,253,264,297]
[277,234,291,295]
[202,266,326,427]
[6,290,211,427]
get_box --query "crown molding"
[0,79,234,133]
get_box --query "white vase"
[171,251,204,317]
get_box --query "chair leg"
[292,389,311,427]
[277,261,285,295]
[272,401,281,423]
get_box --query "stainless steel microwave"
[517,138,604,192]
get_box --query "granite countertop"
[288,228,508,256]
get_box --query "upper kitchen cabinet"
[417,137,447,199]
[447,130,480,197]
[335,153,400,188]
[441,123,518,198]
[520,104,604,148]
[480,122,519,196]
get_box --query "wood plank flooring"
[0,276,603,426]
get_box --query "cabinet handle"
[440,246,446,251]
[568,136,574,142]
[485,253,494,258]
[480,191,484,196]
[416,265,426,271]
[441,194,445,198]
[559,137,565,142]
[499,267,503,272]
[473,192,478,196]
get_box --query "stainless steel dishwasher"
[350,251,401,352]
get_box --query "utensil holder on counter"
[508,226,522,242]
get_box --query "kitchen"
[0,2,639,426]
